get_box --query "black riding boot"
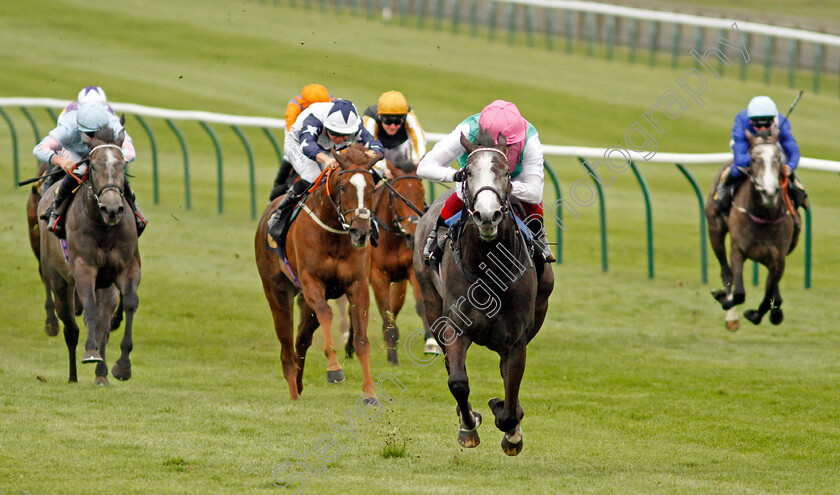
[788,173,809,211]
[41,174,77,239]
[123,180,147,237]
[275,179,311,212]
[423,215,447,264]
[714,168,745,215]
[269,159,294,202]
[527,218,556,263]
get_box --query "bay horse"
[706,127,799,331]
[26,162,61,337]
[37,127,141,384]
[413,131,554,456]
[255,143,380,401]
[368,159,427,364]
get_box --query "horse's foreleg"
[73,265,103,364]
[346,279,376,399]
[112,265,140,382]
[371,269,398,365]
[445,335,479,447]
[490,343,526,456]
[299,275,343,383]
[746,257,785,326]
[93,287,119,386]
[721,247,746,310]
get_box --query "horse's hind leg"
[371,268,398,364]
[489,343,527,456]
[708,215,733,305]
[43,284,59,337]
[93,287,119,386]
[263,283,299,399]
[52,283,79,383]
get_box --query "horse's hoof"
[458,428,481,448]
[327,369,345,384]
[732,293,745,305]
[81,350,103,363]
[711,289,727,302]
[111,363,132,381]
[386,349,399,365]
[362,395,379,407]
[94,376,109,386]
[769,307,784,325]
[44,320,59,337]
[725,320,740,332]
[744,309,762,325]
[501,425,523,456]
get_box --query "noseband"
[85,144,125,208]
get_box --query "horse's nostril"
[492,211,503,223]
[117,206,125,215]
[100,206,108,215]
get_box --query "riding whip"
[17,168,64,187]
[779,90,804,128]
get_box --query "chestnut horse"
[706,127,799,331]
[26,162,61,337]
[368,160,427,364]
[413,131,554,455]
[37,127,141,384]
[255,144,380,401]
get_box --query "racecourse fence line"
[265,0,840,96]
[3,98,835,287]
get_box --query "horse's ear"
[116,129,125,147]
[364,150,381,169]
[120,113,126,126]
[767,122,780,143]
[460,133,477,154]
[332,148,348,169]
[496,133,507,150]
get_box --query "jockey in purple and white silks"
[714,95,807,214]
[58,86,115,118]
[34,100,145,238]
[276,99,384,212]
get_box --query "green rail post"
[469,0,478,37]
[350,0,358,15]
[525,5,534,47]
[577,158,608,273]
[675,164,707,284]
[232,125,257,220]
[199,122,224,215]
[165,119,191,211]
[0,107,19,186]
[134,115,159,205]
[584,11,594,57]
[605,15,615,60]
[545,7,554,50]
[628,18,638,64]
[813,43,823,93]
[804,206,811,288]
[20,107,41,167]
[451,0,461,34]
[788,39,797,88]
[399,0,408,25]
[334,0,342,14]
[739,33,749,81]
[753,260,759,286]
[763,35,773,85]
[45,107,58,122]
[488,1,497,42]
[630,161,654,279]
[543,161,563,264]
[417,0,427,28]
[262,127,284,168]
[565,10,573,54]
[367,0,375,20]
[649,20,659,66]
[694,26,703,70]
[671,23,681,69]
[506,3,515,46]
[434,0,443,31]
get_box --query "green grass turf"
[1,1,840,494]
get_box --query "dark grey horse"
[413,131,554,455]
[37,127,141,384]
[706,126,799,331]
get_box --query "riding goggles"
[750,118,773,129]
[379,115,406,126]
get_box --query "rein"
[302,166,373,233]
[373,175,424,235]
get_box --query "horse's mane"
[473,128,497,148]
[91,126,116,144]
[341,142,369,165]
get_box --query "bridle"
[300,167,373,234]
[85,144,125,209]
[734,143,789,224]
[373,175,423,236]
[463,148,511,217]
